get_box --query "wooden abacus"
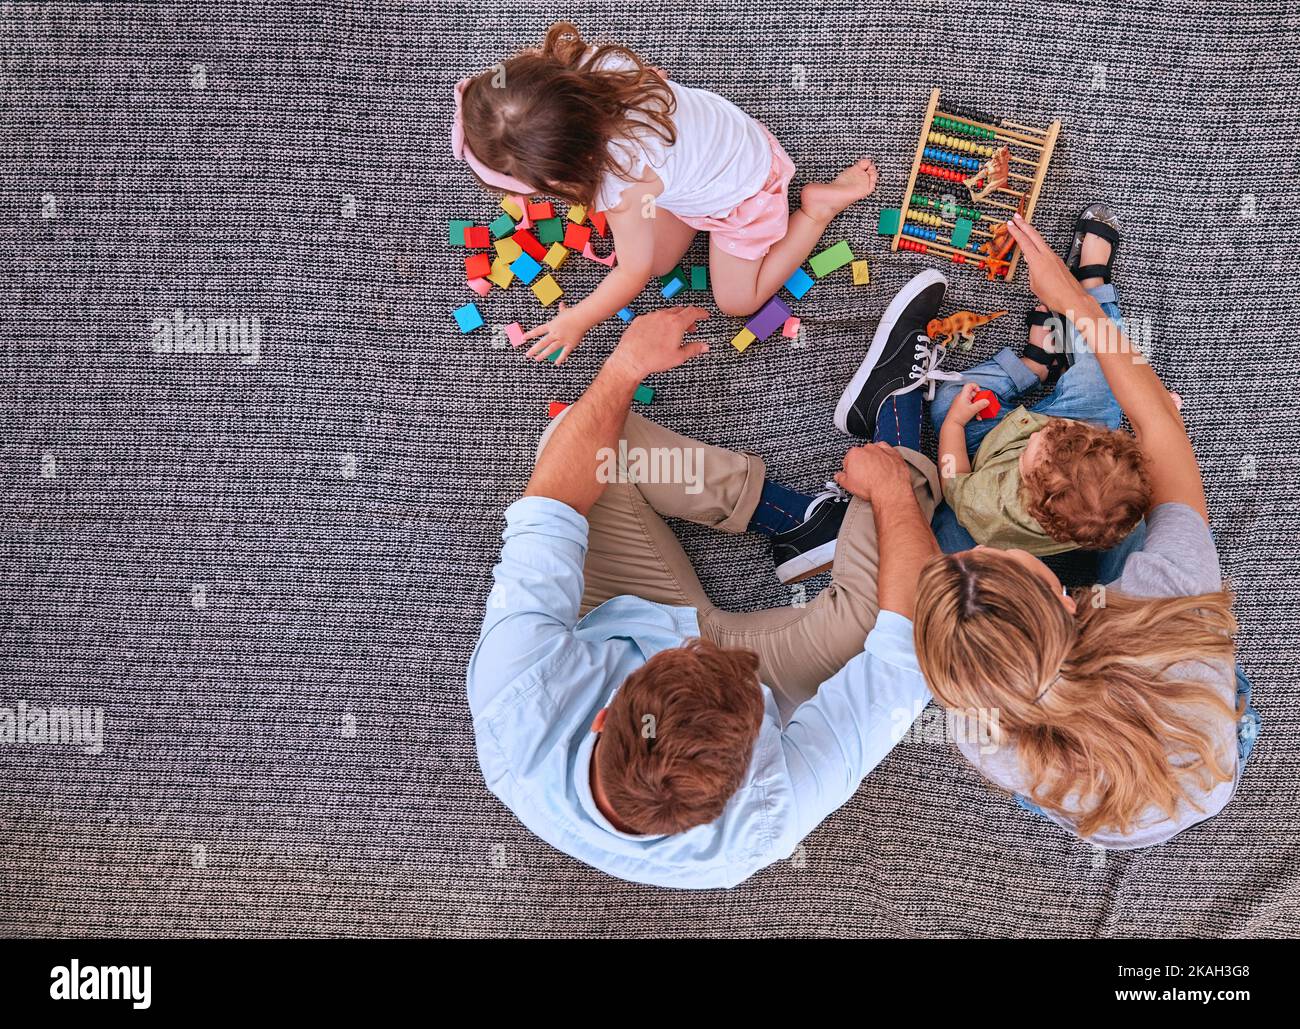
[889,88,1060,282]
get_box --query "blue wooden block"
[617,306,635,322]
[661,277,685,299]
[784,268,814,299]
[453,303,484,333]
[510,252,543,284]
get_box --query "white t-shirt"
[592,54,771,218]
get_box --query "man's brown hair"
[1020,420,1151,550]
[596,638,764,835]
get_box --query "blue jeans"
[1015,666,1263,819]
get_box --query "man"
[467,273,953,889]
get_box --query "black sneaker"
[771,483,850,584]
[834,268,950,437]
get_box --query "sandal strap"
[1022,342,1065,367]
[1025,308,1055,327]
[1072,263,1112,283]
[1073,217,1121,249]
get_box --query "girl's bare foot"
[800,159,879,222]
[1022,303,1058,382]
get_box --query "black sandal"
[1023,309,1069,387]
[1065,202,1122,284]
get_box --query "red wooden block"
[463,226,490,249]
[589,210,608,237]
[563,223,592,250]
[548,401,570,419]
[527,201,556,221]
[464,253,491,280]
[513,229,546,261]
[973,389,1001,420]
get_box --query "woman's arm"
[523,172,661,364]
[1006,215,1208,522]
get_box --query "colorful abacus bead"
[902,224,937,241]
[898,238,929,253]
[919,162,964,183]
[906,209,943,228]
[934,114,996,140]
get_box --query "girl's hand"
[1005,214,1088,314]
[944,382,991,427]
[523,303,594,365]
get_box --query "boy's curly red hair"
[1020,420,1151,550]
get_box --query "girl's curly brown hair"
[1020,419,1151,550]
[459,22,675,207]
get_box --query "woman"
[913,213,1258,847]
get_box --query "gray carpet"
[3,1,1298,938]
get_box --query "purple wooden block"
[746,295,793,341]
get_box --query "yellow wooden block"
[852,259,871,285]
[532,273,563,306]
[494,237,523,263]
[501,196,524,220]
[567,204,587,225]
[488,257,514,289]
[730,328,757,353]
[543,243,569,269]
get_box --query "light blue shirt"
[467,496,931,890]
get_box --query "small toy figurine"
[963,146,1009,202]
[926,309,1008,351]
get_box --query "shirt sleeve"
[942,468,993,543]
[778,611,931,838]
[1115,502,1222,598]
[466,496,590,714]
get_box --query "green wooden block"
[877,208,901,236]
[536,217,565,244]
[545,349,561,364]
[633,384,654,405]
[951,217,974,250]
[658,265,686,288]
[809,240,854,278]
[489,212,516,239]
[689,266,708,290]
[449,220,474,246]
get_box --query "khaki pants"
[539,412,940,715]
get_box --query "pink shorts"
[676,126,795,261]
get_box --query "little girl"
[452,22,878,363]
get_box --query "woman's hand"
[943,382,991,427]
[1006,214,1089,314]
[523,303,595,365]
[605,306,711,380]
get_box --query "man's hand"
[605,306,711,381]
[943,382,991,427]
[834,442,915,507]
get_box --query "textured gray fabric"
[2,1,1298,938]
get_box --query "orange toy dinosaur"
[978,220,1016,281]
[926,309,1008,351]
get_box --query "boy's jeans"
[930,283,1125,554]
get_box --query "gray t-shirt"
[955,502,1239,848]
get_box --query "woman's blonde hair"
[913,549,1239,838]
[460,22,675,206]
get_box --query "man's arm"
[773,443,937,840]
[835,442,940,619]
[524,305,710,517]
[1007,214,1207,521]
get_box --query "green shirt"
[942,406,1075,556]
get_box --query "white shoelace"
[892,338,964,401]
[803,480,848,521]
